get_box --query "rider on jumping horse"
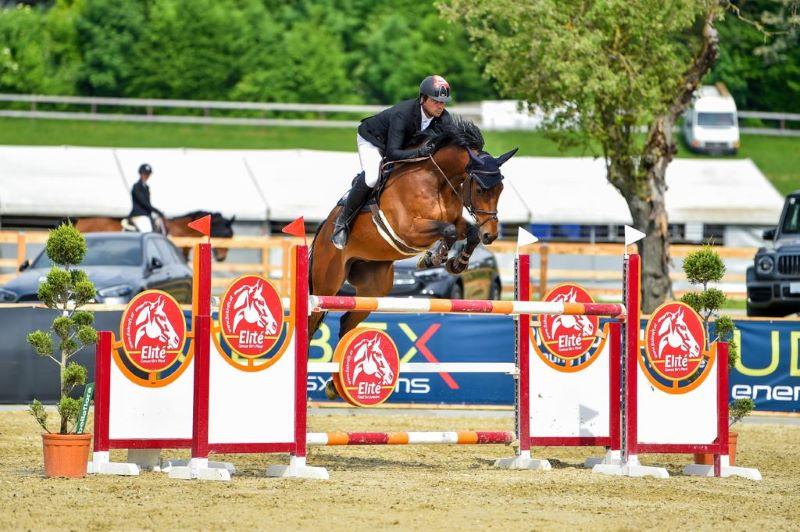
[330,75,455,250]
[129,163,165,233]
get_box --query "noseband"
[463,171,500,229]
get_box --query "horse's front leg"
[446,218,480,275]
[415,220,458,269]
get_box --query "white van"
[682,83,740,155]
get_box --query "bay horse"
[309,117,517,362]
[74,211,235,261]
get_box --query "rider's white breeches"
[131,215,154,233]
[357,133,383,188]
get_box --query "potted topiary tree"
[680,245,754,465]
[27,223,97,478]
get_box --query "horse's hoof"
[324,379,340,400]
[446,257,466,275]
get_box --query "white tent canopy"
[0,145,784,226]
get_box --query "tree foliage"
[0,0,796,107]
[0,0,498,103]
[710,0,800,112]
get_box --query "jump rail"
[310,295,625,317]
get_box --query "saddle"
[335,162,396,213]
[336,161,426,256]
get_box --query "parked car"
[746,190,800,317]
[340,243,502,300]
[682,83,740,155]
[0,232,193,305]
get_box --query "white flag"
[516,227,538,252]
[624,225,646,247]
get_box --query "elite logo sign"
[120,291,186,374]
[333,328,399,407]
[220,276,283,358]
[533,284,603,372]
[642,302,710,393]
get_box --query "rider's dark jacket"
[129,180,163,217]
[358,98,453,161]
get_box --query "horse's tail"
[307,219,328,338]
[308,219,327,294]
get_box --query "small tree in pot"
[26,223,97,477]
[681,245,754,464]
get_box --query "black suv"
[746,191,800,317]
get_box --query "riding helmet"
[138,163,152,175]
[419,75,451,103]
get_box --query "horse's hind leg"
[338,260,394,338]
[324,260,394,400]
[308,221,349,340]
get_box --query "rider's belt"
[369,204,427,256]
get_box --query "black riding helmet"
[138,163,152,175]
[419,75,451,103]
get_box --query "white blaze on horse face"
[549,288,594,337]
[231,281,278,335]
[133,297,180,349]
[655,308,700,360]
[352,336,394,385]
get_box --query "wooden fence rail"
[0,231,756,299]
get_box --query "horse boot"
[331,172,372,250]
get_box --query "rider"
[330,75,454,249]
[129,163,165,233]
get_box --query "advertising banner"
[308,313,800,413]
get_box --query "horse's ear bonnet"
[467,149,517,189]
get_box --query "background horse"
[309,118,517,351]
[74,211,235,261]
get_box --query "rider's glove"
[416,141,434,158]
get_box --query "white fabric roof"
[0,146,783,226]
[501,156,783,225]
[0,146,129,217]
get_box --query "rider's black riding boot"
[331,172,372,250]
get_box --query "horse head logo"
[133,296,180,349]
[351,335,395,386]
[549,287,594,337]
[231,281,278,335]
[653,307,700,360]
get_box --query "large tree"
[444,0,741,311]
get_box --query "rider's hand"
[416,141,434,158]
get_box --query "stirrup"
[331,223,348,250]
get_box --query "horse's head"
[210,212,235,262]
[466,148,518,244]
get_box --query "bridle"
[463,170,500,228]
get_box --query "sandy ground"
[1,410,798,531]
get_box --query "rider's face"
[140,172,151,182]
[421,96,446,118]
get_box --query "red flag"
[188,215,211,237]
[282,217,306,238]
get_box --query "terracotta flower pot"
[41,433,92,478]
[693,431,738,466]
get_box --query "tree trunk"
[607,127,673,314]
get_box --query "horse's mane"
[418,115,484,153]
